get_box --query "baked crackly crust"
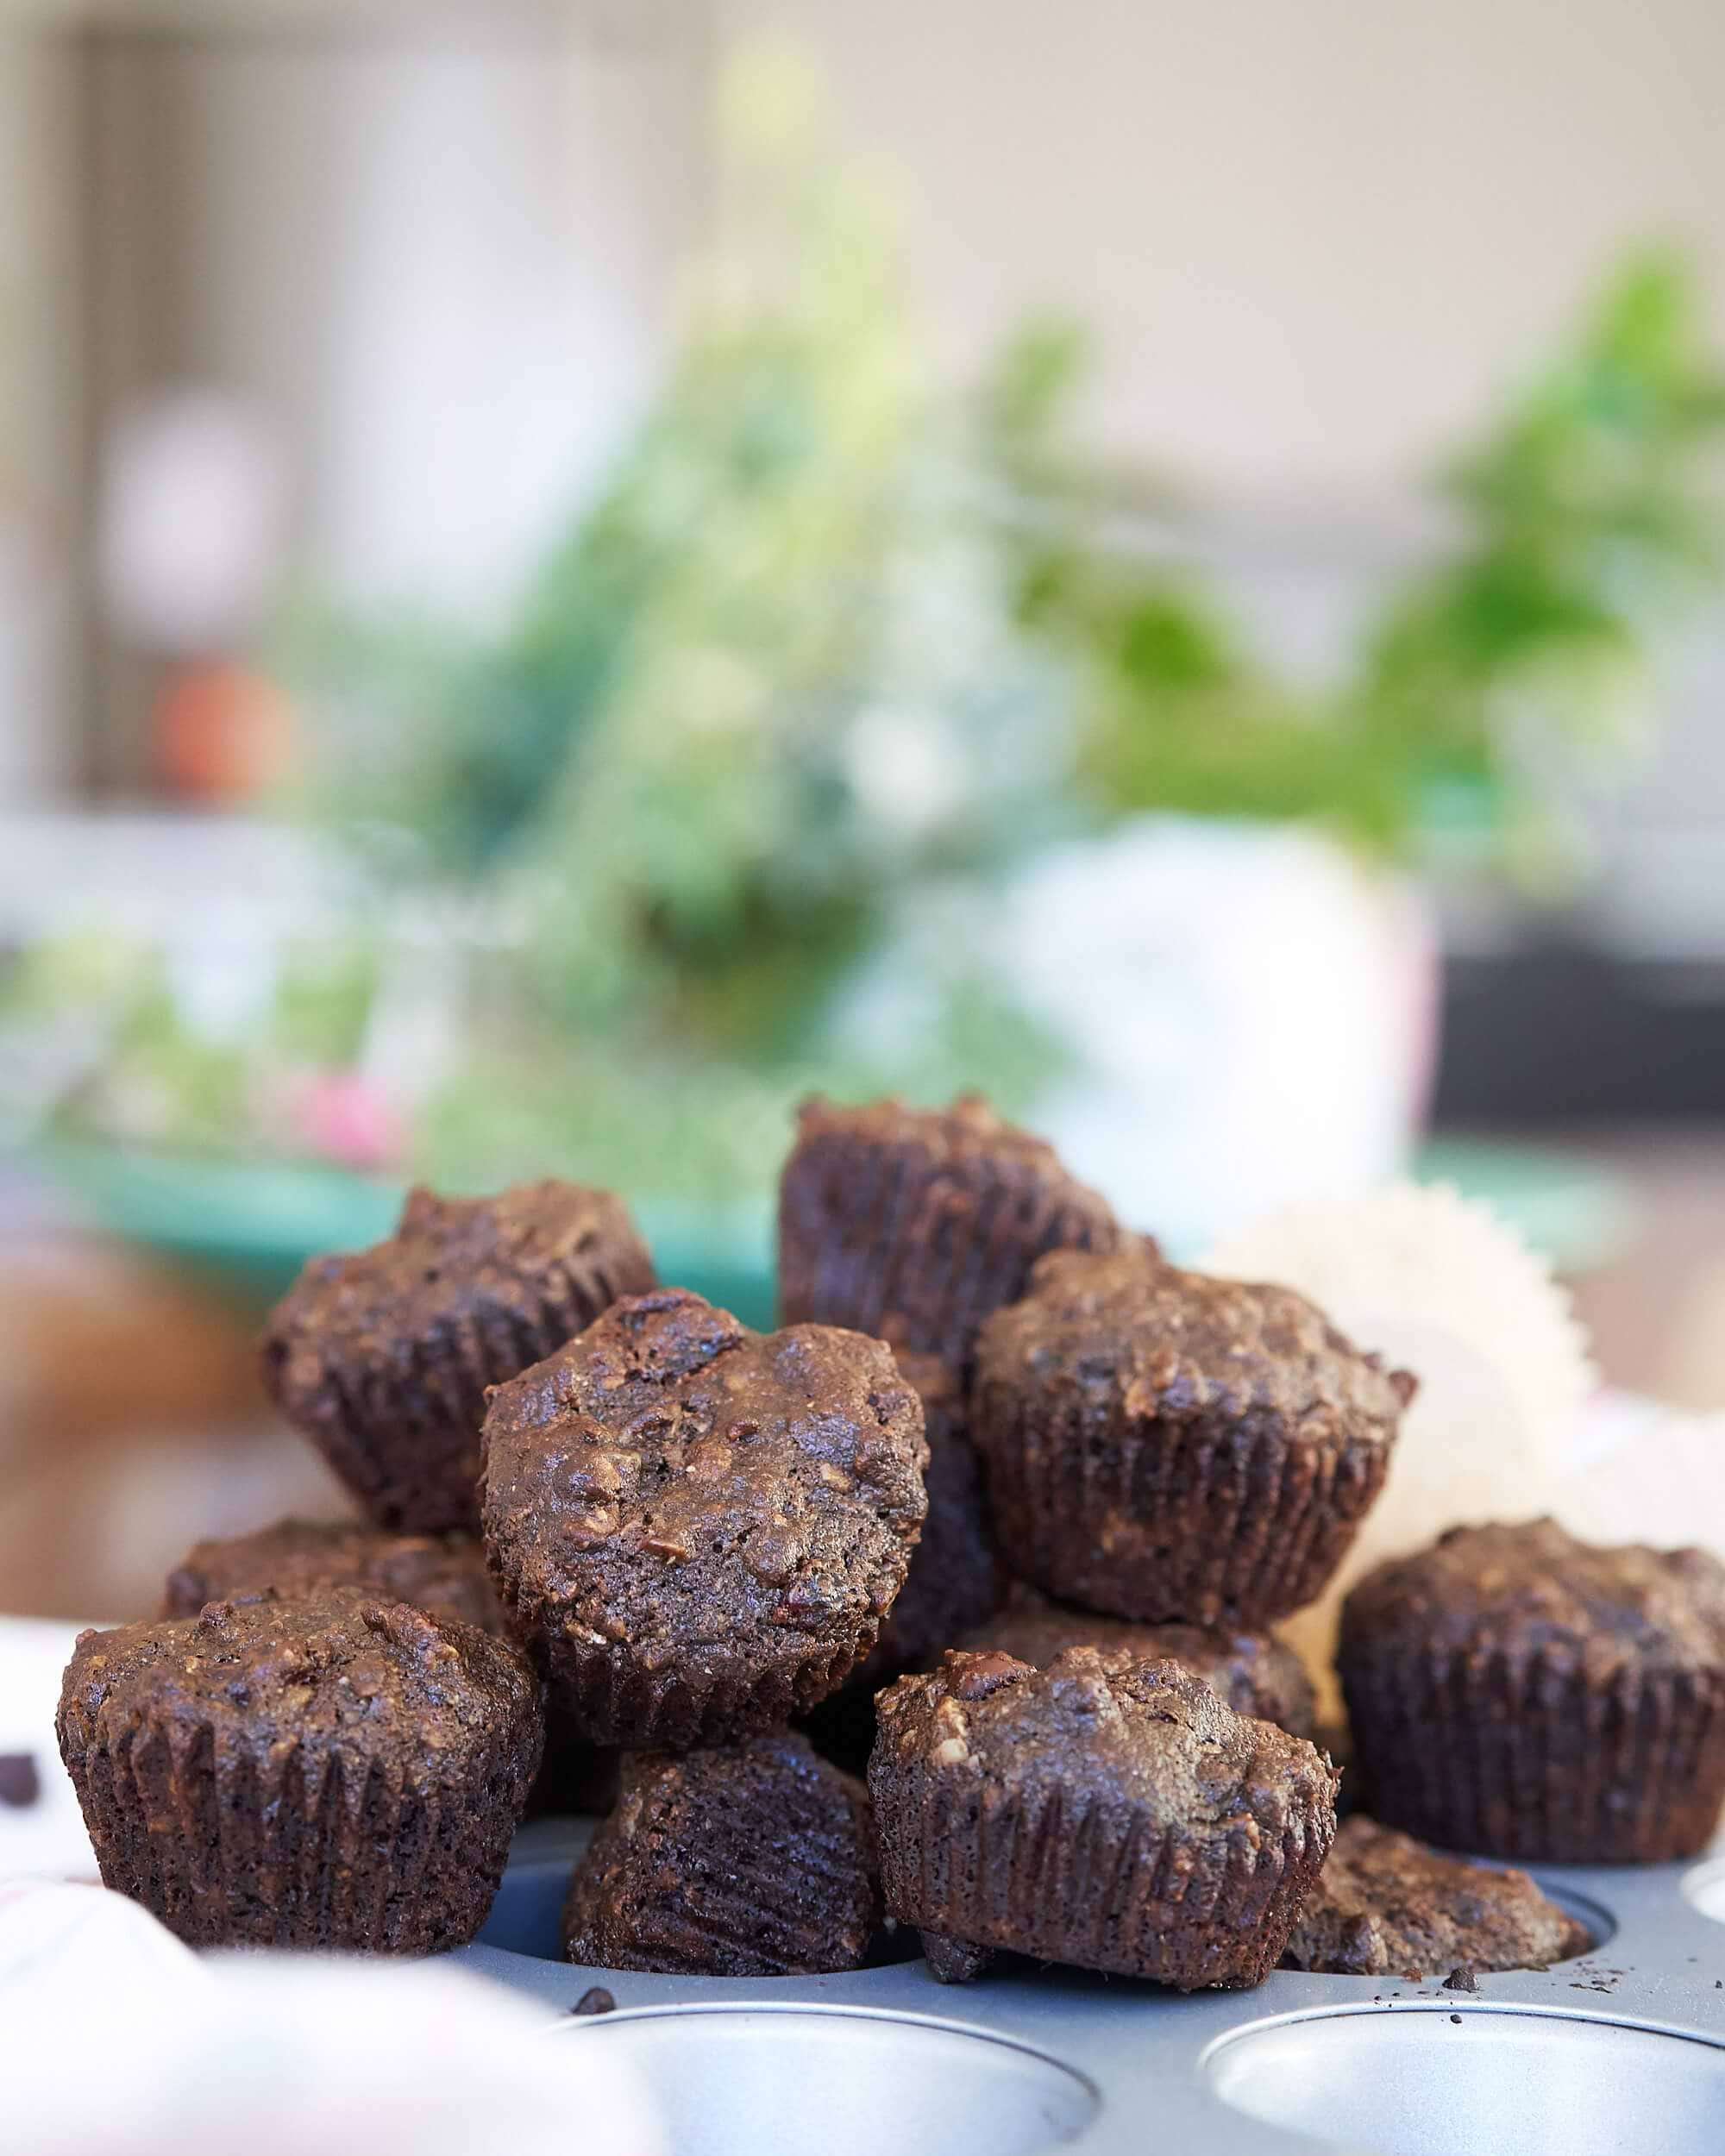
[57,1590,543,1952]
[483,1288,928,1749]
[869,1647,1337,1988]
[777,1094,1122,1374]
[972,1244,1412,1627]
[262,1181,656,1532]
[1341,1520,1725,1862]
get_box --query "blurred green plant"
[9,57,1724,1202]
[1007,252,1725,867]
[289,53,1072,1074]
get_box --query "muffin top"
[792,1092,1113,1188]
[956,1586,1315,1737]
[874,1648,1336,1835]
[58,1591,540,1780]
[162,1519,503,1637]
[1283,1814,1590,1978]
[1342,1518,1725,1677]
[976,1242,1414,1440]
[482,1289,928,1658]
[263,1180,654,1395]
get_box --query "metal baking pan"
[452,1820,1725,2156]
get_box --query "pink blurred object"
[287,1071,407,1173]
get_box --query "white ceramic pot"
[997,816,1439,1250]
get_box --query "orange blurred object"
[152,660,294,803]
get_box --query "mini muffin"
[56,1591,543,1952]
[162,1518,503,1635]
[956,1584,1317,1739]
[482,1288,928,1749]
[1341,1518,1725,1863]
[159,1517,616,1817]
[562,1732,879,1976]
[1282,1814,1590,1977]
[261,1181,656,1534]
[778,1094,1121,1376]
[851,1352,1002,1687]
[797,1355,1003,1775]
[870,1648,1337,1989]
[972,1244,1413,1628]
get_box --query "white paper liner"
[1202,1181,1596,1713]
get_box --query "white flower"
[843,706,966,838]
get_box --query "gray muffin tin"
[454,1818,1725,2156]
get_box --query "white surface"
[0,1617,96,1881]
[0,1878,199,1997]
[0,1927,664,2156]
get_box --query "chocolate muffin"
[778,1094,1121,1376]
[482,1288,928,1749]
[261,1181,656,1534]
[1341,1518,1725,1863]
[972,1244,1413,1628]
[162,1518,503,1635]
[956,1584,1317,1739]
[851,1352,1002,1687]
[562,1732,879,1976]
[57,1590,543,1951]
[797,1355,1003,1776]
[870,1648,1338,1988]
[159,1516,617,1817]
[1282,1814,1590,1977]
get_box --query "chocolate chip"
[0,1753,40,1808]
[1449,2013,1463,2025]
[949,1651,1029,1702]
[570,1986,616,2015]
[1443,1964,1478,1993]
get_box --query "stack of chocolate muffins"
[53,1095,1725,1990]
[58,1181,659,1951]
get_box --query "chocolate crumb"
[1443,1964,1478,1993]
[570,1986,617,2015]
[0,1753,41,1808]
[1449,2013,1463,2025]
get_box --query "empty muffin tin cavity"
[479,1858,576,1963]
[1683,1854,1725,1927]
[555,2005,1099,2156]
[1205,2004,1725,2156]
[1524,1877,1615,1958]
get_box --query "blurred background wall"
[725,0,1725,493]
[6,0,1722,962]
[722,0,1725,962]
[3,3,711,799]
